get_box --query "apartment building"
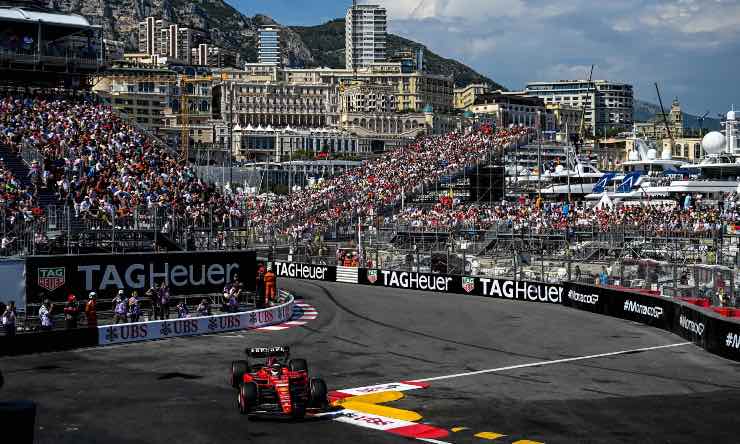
[525,79,633,136]
[345,4,387,70]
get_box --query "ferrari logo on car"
[462,277,475,293]
[368,270,378,284]
[38,267,65,291]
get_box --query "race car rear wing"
[246,346,290,358]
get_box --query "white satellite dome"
[702,131,725,155]
[727,110,736,121]
[647,148,657,160]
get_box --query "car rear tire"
[309,378,328,409]
[288,358,308,373]
[238,382,258,416]
[230,360,249,388]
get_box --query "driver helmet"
[269,361,281,377]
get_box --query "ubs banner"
[98,297,294,346]
[26,251,256,304]
[358,269,563,304]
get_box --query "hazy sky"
[232,0,740,116]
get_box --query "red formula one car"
[229,346,329,419]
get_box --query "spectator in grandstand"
[85,292,97,328]
[255,264,266,308]
[1,301,16,337]
[38,299,53,331]
[176,301,189,319]
[146,284,160,320]
[63,294,80,330]
[224,292,239,313]
[158,284,170,320]
[196,299,210,317]
[1,235,14,256]
[127,292,141,323]
[598,266,609,286]
[113,291,127,324]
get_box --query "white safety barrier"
[97,291,295,346]
[336,266,359,284]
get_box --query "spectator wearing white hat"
[85,292,97,328]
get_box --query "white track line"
[412,342,692,383]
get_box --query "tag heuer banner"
[357,268,563,304]
[25,251,256,304]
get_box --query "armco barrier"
[97,291,295,346]
[0,327,98,357]
[563,282,740,361]
[1,291,295,354]
[270,261,564,304]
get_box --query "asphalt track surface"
[3,279,740,444]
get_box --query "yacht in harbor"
[587,108,740,200]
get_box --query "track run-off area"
[3,279,740,443]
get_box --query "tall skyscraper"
[258,26,281,65]
[138,17,170,55]
[159,24,192,63]
[345,4,387,70]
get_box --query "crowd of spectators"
[235,127,527,239]
[392,193,740,235]
[0,92,528,241]
[2,91,739,246]
[0,155,43,238]
[0,92,225,230]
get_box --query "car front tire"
[230,360,249,388]
[309,378,328,409]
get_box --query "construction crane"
[654,82,675,154]
[576,64,594,150]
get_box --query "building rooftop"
[0,6,95,28]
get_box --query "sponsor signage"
[477,278,563,303]
[271,261,335,282]
[356,269,563,303]
[716,326,740,361]
[336,382,424,396]
[98,297,294,346]
[568,289,599,305]
[673,305,708,346]
[564,282,673,328]
[38,267,65,291]
[623,299,664,319]
[563,282,740,362]
[26,251,256,304]
[679,314,705,336]
[335,409,415,432]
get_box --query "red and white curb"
[323,381,450,441]
[328,381,429,399]
[256,300,318,331]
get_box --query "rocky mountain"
[46,0,502,88]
